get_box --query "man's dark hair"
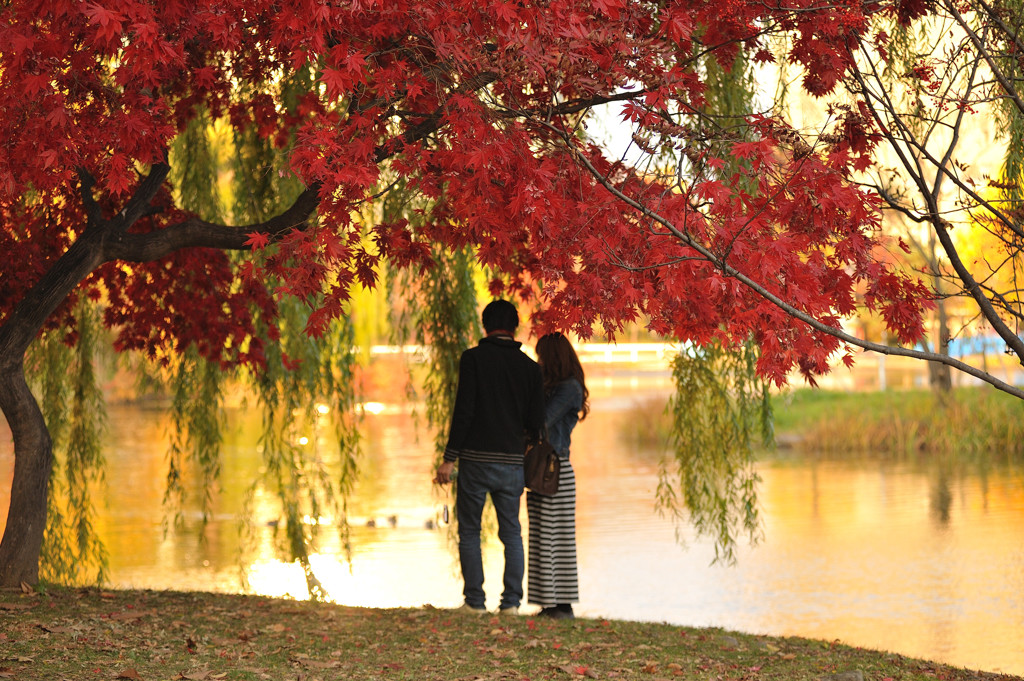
[481,299,519,333]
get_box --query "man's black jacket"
[442,335,545,465]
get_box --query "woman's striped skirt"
[526,457,579,607]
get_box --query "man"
[433,299,545,615]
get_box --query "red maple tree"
[0,0,933,585]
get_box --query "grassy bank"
[1,587,1019,681]
[771,387,1024,457]
[622,386,1024,458]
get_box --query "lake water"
[1,367,1022,676]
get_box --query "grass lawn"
[1,587,1020,681]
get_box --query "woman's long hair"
[535,332,590,420]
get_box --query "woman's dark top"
[544,378,583,458]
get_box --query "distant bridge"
[370,342,680,365]
[574,342,677,365]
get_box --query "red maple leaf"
[244,232,270,251]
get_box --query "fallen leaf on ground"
[110,609,156,621]
[295,658,340,669]
[38,624,75,634]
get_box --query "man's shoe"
[497,605,519,616]
[457,603,486,614]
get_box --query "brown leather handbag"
[524,438,560,496]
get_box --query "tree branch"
[374,71,499,162]
[555,127,1024,399]
[105,183,323,261]
[76,168,104,227]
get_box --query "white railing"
[574,342,677,364]
[368,342,678,365]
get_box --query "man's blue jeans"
[455,459,525,610]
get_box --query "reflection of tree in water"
[617,394,673,456]
[930,466,952,525]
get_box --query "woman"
[527,332,589,619]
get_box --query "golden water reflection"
[1,370,1023,676]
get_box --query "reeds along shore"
[772,387,1024,459]
[624,387,1024,461]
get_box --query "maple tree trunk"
[0,362,52,586]
[0,207,111,586]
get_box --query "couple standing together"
[433,300,589,619]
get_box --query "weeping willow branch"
[416,246,482,460]
[243,298,361,601]
[380,176,481,460]
[657,339,771,565]
[32,299,109,585]
[165,347,225,533]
